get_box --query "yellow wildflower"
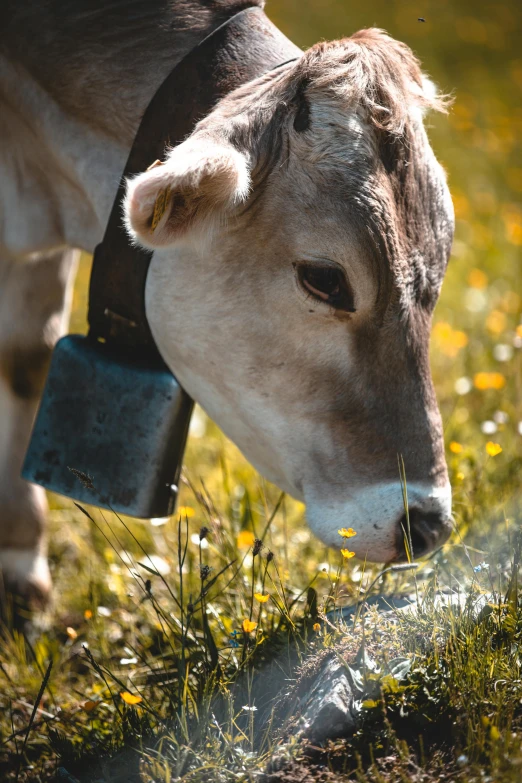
[254,593,269,603]
[242,619,258,633]
[503,206,522,245]
[486,442,502,457]
[120,692,143,705]
[341,549,356,559]
[449,442,464,454]
[432,322,468,358]
[338,527,357,538]
[468,268,488,289]
[237,530,255,549]
[486,310,506,335]
[473,372,506,390]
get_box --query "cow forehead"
[292,99,376,168]
[302,113,450,293]
[201,30,454,307]
[250,108,453,313]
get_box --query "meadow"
[0,0,521,780]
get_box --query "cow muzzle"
[304,481,452,563]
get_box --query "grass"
[0,371,521,781]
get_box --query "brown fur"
[2,346,52,400]
[0,0,266,142]
[197,28,453,312]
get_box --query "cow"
[0,0,454,610]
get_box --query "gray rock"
[297,657,358,743]
[291,590,492,745]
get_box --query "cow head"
[124,29,454,562]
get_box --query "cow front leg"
[0,248,79,612]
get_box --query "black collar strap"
[88,7,300,359]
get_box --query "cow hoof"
[0,548,51,626]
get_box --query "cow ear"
[124,139,250,249]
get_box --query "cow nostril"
[397,508,451,560]
[408,523,429,559]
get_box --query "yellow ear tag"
[150,185,172,233]
[146,159,164,171]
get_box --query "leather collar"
[88,7,299,361]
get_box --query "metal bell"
[22,335,193,518]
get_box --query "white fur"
[0,55,127,257]
[0,250,77,599]
[0,548,51,593]
[124,138,251,250]
[305,482,452,562]
[0,378,13,481]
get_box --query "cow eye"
[297,264,355,312]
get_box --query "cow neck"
[88,6,299,363]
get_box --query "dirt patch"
[261,757,351,783]
[261,744,464,783]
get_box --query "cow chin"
[304,481,453,563]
